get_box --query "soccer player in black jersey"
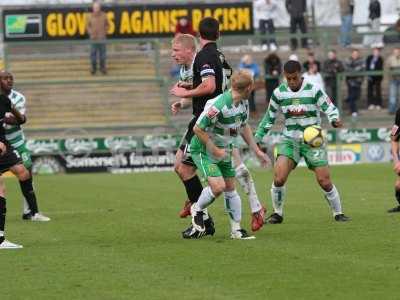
[0,79,45,249]
[171,18,229,238]
[389,108,400,213]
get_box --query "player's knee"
[15,166,30,181]
[274,175,286,187]
[317,176,332,191]
[395,181,400,190]
[210,182,225,197]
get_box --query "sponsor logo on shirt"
[207,106,219,118]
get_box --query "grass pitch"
[1,163,399,300]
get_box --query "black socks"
[183,176,203,204]
[19,178,39,215]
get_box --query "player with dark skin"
[255,60,350,224]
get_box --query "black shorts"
[178,117,198,167]
[0,144,23,173]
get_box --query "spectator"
[303,51,321,72]
[175,17,196,37]
[254,0,278,51]
[387,47,400,114]
[345,49,365,117]
[303,63,325,90]
[87,1,109,75]
[322,49,344,103]
[339,0,354,48]
[264,52,282,104]
[383,18,400,45]
[285,0,308,50]
[363,0,383,48]
[238,54,260,117]
[366,47,383,110]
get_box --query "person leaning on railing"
[366,47,383,111]
[387,47,400,114]
[322,50,344,104]
[264,52,282,106]
[345,49,365,117]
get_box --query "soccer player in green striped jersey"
[255,60,350,223]
[189,70,269,239]
[171,33,267,234]
[0,71,50,222]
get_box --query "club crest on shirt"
[207,106,219,118]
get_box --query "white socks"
[224,190,242,232]
[196,186,215,210]
[271,183,286,216]
[324,185,342,216]
[235,163,262,213]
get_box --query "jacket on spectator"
[264,54,282,78]
[369,0,381,20]
[339,0,354,16]
[323,58,344,79]
[238,62,260,79]
[87,11,109,40]
[345,57,365,87]
[285,0,307,18]
[254,0,278,21]
[366,54,383,81]
[387,53,400,80]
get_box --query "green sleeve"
[315,88,339,123]
[255,93,279,142]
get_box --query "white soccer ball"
[303,125,324,147]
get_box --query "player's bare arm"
[5,106,26,125]
[171,98,192,115]
[0,141,6,156]
[177,81,192,89]
[170,76,216,98]
[241,124,270,167]
[331,119,343,128]
[193,124,225,159]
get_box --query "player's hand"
[212,147,226,160]
[170,85,189,98]
[394,161,400,175]
[177,81,192,89]
[0,142,6,156]
[255,149,270,168]
[332,119,343,128]
[4,112,17,125]
[171,101,182,115]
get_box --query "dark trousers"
[347,84,361,113]
[259,19,276,45]
[265,79,279,104]
[367,79,382,106]
[325,77,338,104]
[290,16,308,50]
[90,42,107,72]
[249,91,256,112]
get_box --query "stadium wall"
[27,128,393,174]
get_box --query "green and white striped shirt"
[255,80,339,141]
[4,89,26,148]
[195,90,249,149]
[179,63,193,84]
